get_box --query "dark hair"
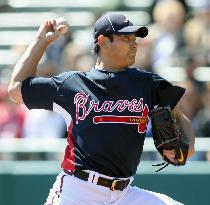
[92,34,114,55]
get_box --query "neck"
[95,57,127,72]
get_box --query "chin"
[127,58,135,66]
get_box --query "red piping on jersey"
[61,121,76,171]
[47,174,66,205]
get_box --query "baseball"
[46,17,69,38]
[54,17,69,35]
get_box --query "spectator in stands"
[133,36,153,72]
[183,0,210,66]
[45,29,71,73]
[183,55,205,92]
[194,82,210,138]
[62,40,95,72]
[176,80,201,121]
[149,0,187,70]
[0,82,25,139]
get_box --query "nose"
[131,41,137,49]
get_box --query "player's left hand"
[150,106,189,167]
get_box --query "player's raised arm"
[8,18,69,104]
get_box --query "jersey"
[21,67,183,177]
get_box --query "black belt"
[64,170,130,191]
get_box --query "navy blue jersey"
[21,67,183,177]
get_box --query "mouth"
[130,48,137,54]
[129,51,136,57]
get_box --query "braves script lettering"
[74,93,149,133]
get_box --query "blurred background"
[0,0,210,204]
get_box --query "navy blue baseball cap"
[93,13,148,43]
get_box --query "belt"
[64,170,130,191]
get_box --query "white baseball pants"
[44,171,184,205]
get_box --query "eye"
[125,35,136,42]
[121,36,129,41]
[126,36,130,40]
[120,35,136,42]
[122,35,131,41]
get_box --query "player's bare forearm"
[8,37,48,103]
[12,38,48,81]
[8,18,69,103]
[174,107,195,158]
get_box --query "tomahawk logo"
[74,92,149,133]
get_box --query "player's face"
[107,34,137,67]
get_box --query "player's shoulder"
[128,67,151,76]
[53,70,77,79]
[129,67,163,81]
[52,70,85,82]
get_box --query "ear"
[98,35,107,48]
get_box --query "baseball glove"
[150,106,189,171]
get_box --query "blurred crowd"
[0,0,210,161]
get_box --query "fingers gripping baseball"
[36,17,69,44]
[46,17,69,41]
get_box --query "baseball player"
[8,13,195,205]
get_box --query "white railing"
[0,138,209,174]
[0,137,209,153]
